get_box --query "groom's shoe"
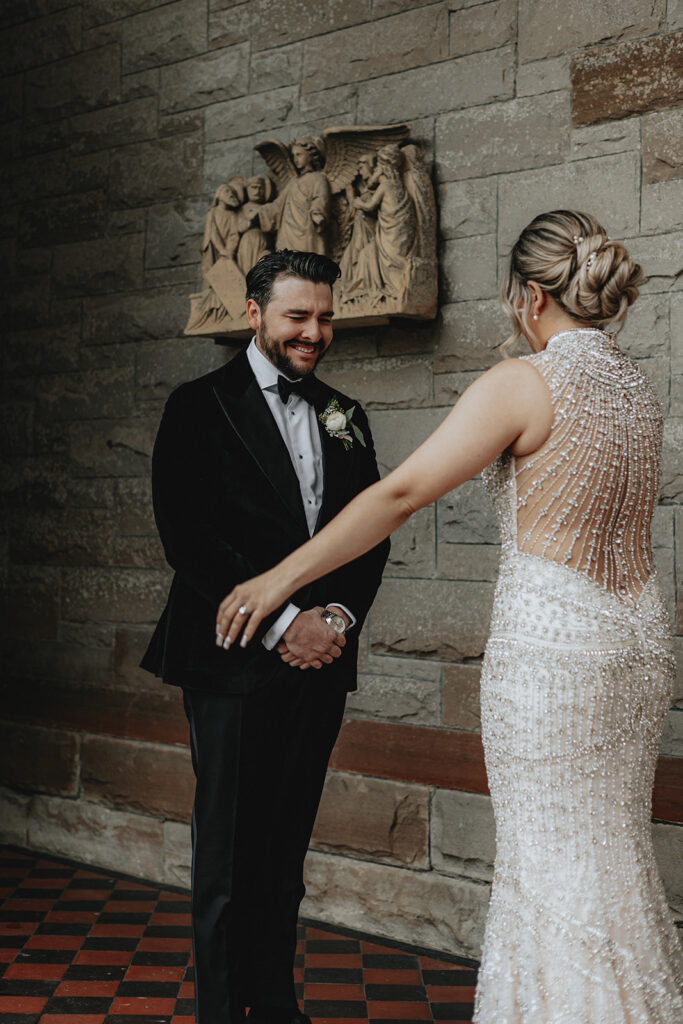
[248,1009,311,1024]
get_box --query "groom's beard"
[257,323,327,379]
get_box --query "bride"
[215,210,683,1023]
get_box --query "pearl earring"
[533,313,539,321]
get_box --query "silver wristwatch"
[321,608,347,634]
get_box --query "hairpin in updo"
[572,234,597,269]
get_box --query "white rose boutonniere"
[319,397,367,451]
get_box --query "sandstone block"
[436,92,569,181]
[669,0,683,31]
[115,478,155,538]
[312,771,430,867]
[122,0,207,73]
[250,42,302,93]
[519,0,666,62]
[432,789,495,881]
[441,234,498,303]
[163,820,192,888]
[53,234,144,296]
[572,31,683,127]
[37,367,135,421]
[642,108,683,183]
[433,300,507,373]
[84,287,188,344]
[357,46,513,123]
[443,662,481,731]
[0,567,60,641]
[205,86,299,143]
[385,507,436,578]
[203,135,256,193]
[653,822,683,919]
[122,67,159,101]
[110,133,203,207]
[160,43,248,114]
[320,357,433,409]
[83,0,173,29]
[10,508,115,566]
[370,577,493,660]
[29,794,165,880]
[450,0,516,57]
[4,6,82,75]
[661,419,683,503]
[497,152,640,255]
[570,118,640,161]
[369,408,449,475]
[302,849,489,959]
[0,786,31,847]
[136,338,226,398]
[301,4,449,93]
[19,190,106,247]
[516,54,569,96]
[618,295,670,359]
[299,83,357,120]
[113,626,165,692]
[62,567,169,623]
[209,2,250,47]
[433,371,480,405]
[251,0,370,50]
[672,294,683,375]
[438,477,499,545]
[438,179,497,240]
[437,542,500,583]
[625,231,683,295]
[25,44,121,120]
[641,179,683,235]
[82,735,193,820]
[0,722,79,796]
[347,656,442,726]
[69,97,158,153]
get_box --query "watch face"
[324,611,346,633]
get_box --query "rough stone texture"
[109,133,203,207]
[642,108,683,182]
[385,508,436,578]
[519,0,666,63]
[251,0,370,50]
[25,44,121,120]
[163,820,192,888]
[442,663,482,732]
[432,789,496,881]
[0,786,31,847]
[653,822,683,918]
[449,0,516,57]
[81,736,193,820]
[312,772,430,867]
[441,235,498,302]
[438,179,497,240]
[347,654,442,726]
[302,850,490,959]
[0,723,79,797]
[159,43,248,113]
[320,357,433,409]
[121,0,207,73]
[438,478,499,545]
[572,31,683,126]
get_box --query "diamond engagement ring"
[238,605,249,615]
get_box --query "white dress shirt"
[246,339,356,650]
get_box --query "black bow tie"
[277,374,320,406]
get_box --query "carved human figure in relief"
[236,176,272,275]
[339,152,378,293]
[256,137,331,254]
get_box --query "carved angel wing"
[402,144,437,260]
[254,139,297,193]
[322,124,411,194]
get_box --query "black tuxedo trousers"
[141,349,389,1024]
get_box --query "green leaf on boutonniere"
[351,422,366,447]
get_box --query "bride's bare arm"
[216,357,552,647]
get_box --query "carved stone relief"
[185,124,438,337]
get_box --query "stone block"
[385,507,436,578]
[438,542,500,583]
[438,179,497,240]
[83,288,188,345]
[375,0,434,12]
[519,0,666,62]
[626,231,683,295]
[209,1,250,47]
[0,786,31,846]
[669,0,683,30]
[301,4,449,93]
[443,662,481,731]
[203,136,257,193]
[661,418,683,503]
[497,152,640,255]
[438,477,499,545]
[62,567,169,623]
[163,820,191,888]
[250,42,302,93]
[68,97,158,153]
[122,67,159,101]
[0,567,60,641]
[67,151,110,194]
[357,46,513,123]
[3,7,82,75]
[672,294,683,374]
[122,0,207,73]
[0,73,23,122]
[205,86,299,143]
[29,794,165,880]
[113,626,164,691]
[347,655,442,726]
[83,0,174,29]
[0,722,79,796]
[251,0,370,50]
[572,30,683,127]
[433,371,480,405]
[312,771,430,867]
[146,199,208,270]
[449,0,516,57]
[109,133,203,207]
[516,54,569,96]
[115,478,155,537]
[302,849,489,959]
[37,367,135,421]
[436,92,569,181]
[641,179,683,235]
[433,300,508,373]
[81,735,193,820]
[160,43,248,114]
[0,401,33,456]
[432,789,495,881]
[441,234,498,303]
[370,577,493,660]
[5,326,80,376]
[369,407,449,475]
[661,710,683,757]
[320,357,433,409]
[25,44,121,121]
[53,234,144,297]
[136,338,226,398]
[9,508,115,566]
[570,117,640,161]
[642,108,683,184]
[653,821,683,917]
[19,190,106,247]
[618,295,670,359]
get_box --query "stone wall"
[1,0,682,959]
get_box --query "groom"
[141,250,389,1024]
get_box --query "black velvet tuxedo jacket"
[141,346,390,694]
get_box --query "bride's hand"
[215,569,290,650]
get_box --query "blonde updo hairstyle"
[501,210,643,350]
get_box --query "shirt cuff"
[262,603,300,651]
[325,602,357,630]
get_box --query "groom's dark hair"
[246,249,341,312]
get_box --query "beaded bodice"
[483,328,663,606]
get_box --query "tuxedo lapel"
[315,384,355,530]
[212,349,309,538]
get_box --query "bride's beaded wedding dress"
[474,329,683,1023]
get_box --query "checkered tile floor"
[0,848,477,1023]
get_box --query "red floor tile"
[367,1001,431,1019]
[110,997,177,1014]
[74,950,133,965]
[124,966,185,982]
[0,995,49,1012]
[306,953,363,968]
[26,933,84,949]
[54,980,120,997]
[89,923,146,937]
[305,984,366,1000]
[5,962,69,979]
[41,1016,107,1024]
[427,986,477,1001]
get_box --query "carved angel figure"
[254,137,330,253]
[339,152,378,292]
[236,175,273,274]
